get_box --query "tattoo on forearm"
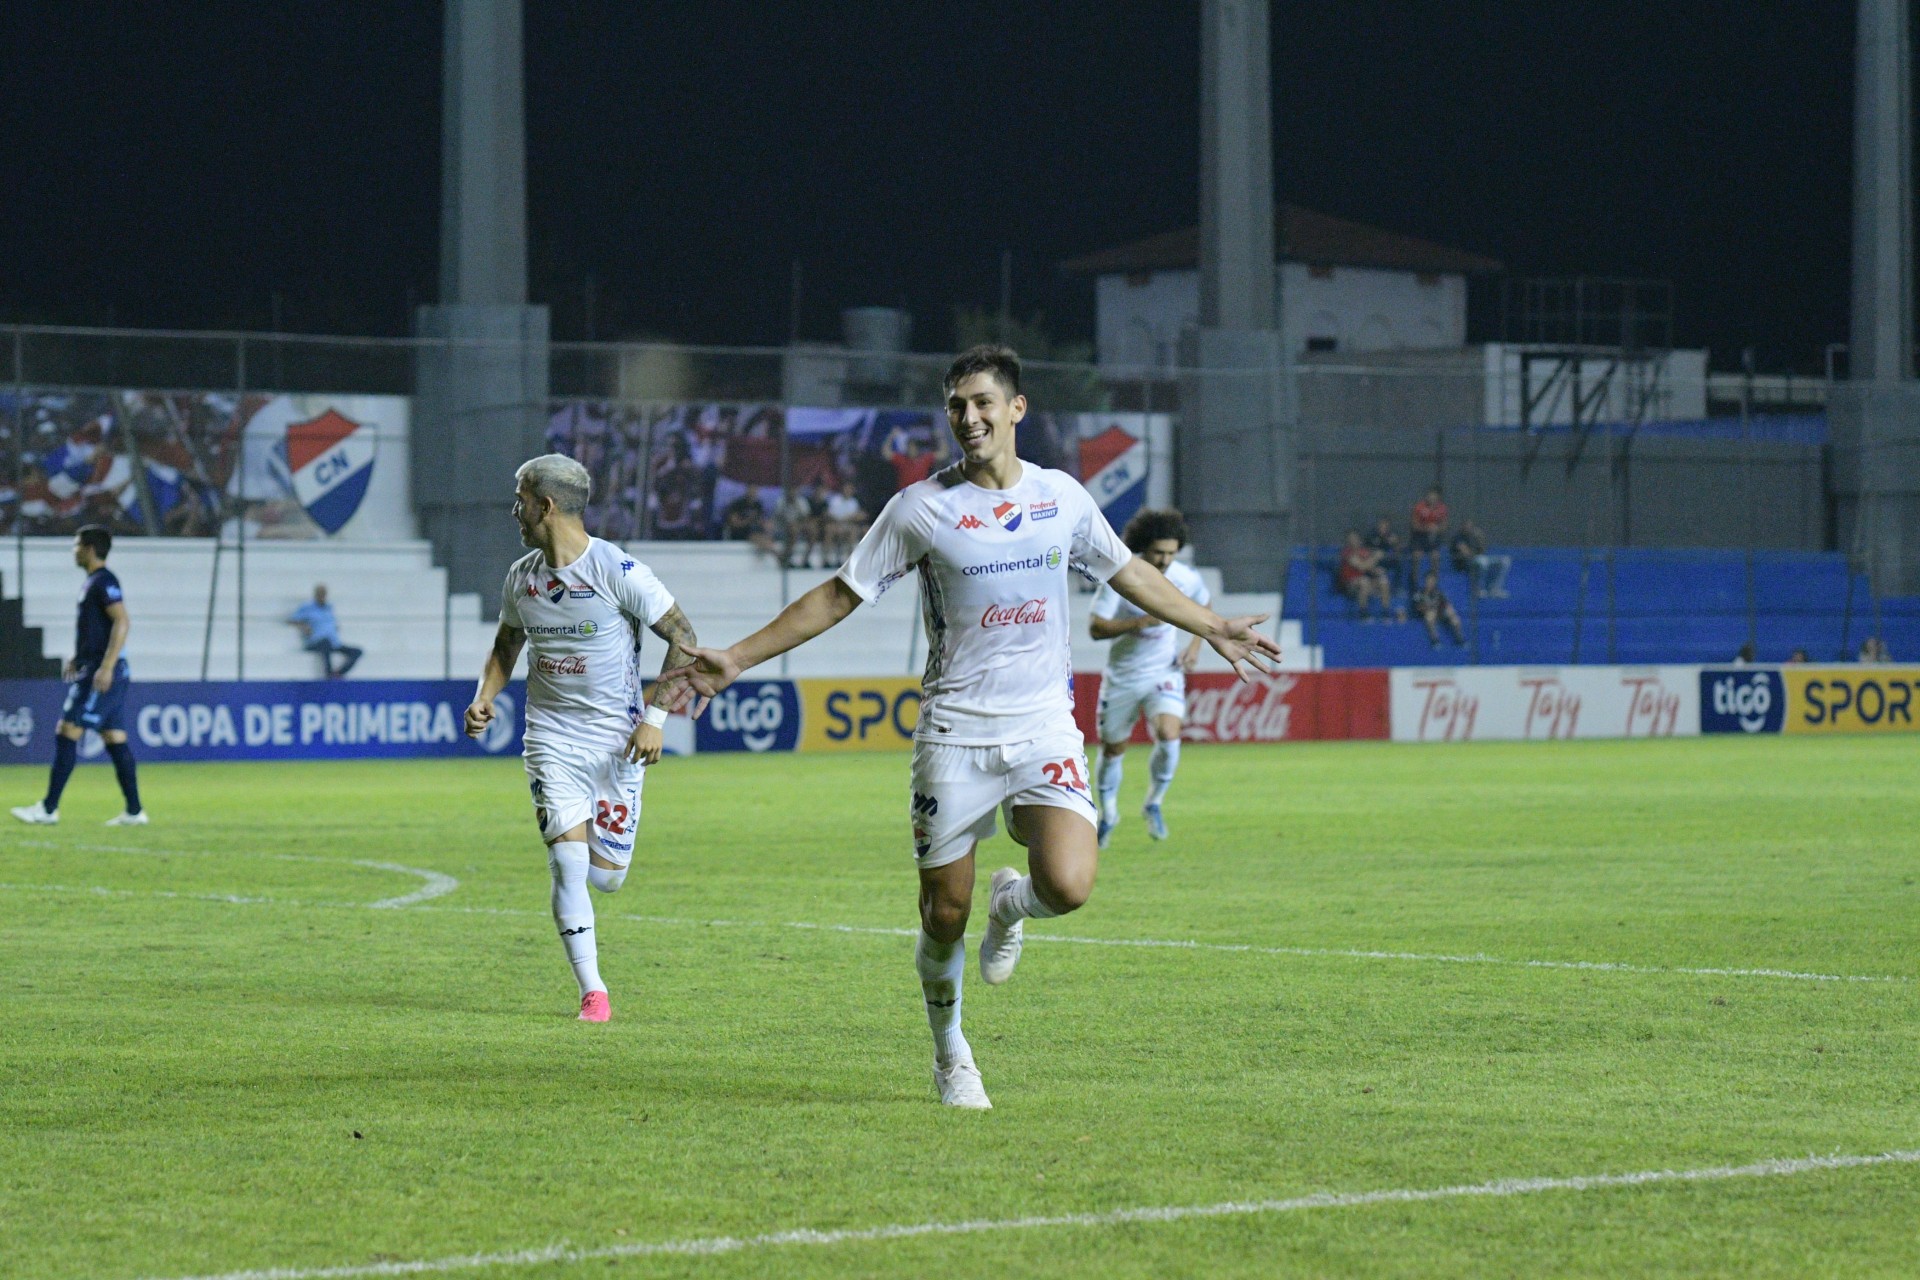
[649,606,699,707]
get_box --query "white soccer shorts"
[524,741,645,866]
[908,728,1097,869]
[1096,673,1186,745]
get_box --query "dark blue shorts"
[62,659,130,733]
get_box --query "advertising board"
[1781,666,1920,734]
[0,680,527,765]
[1390,666,1699,742]
[1072,670,1389,744]
[796,677,921,752]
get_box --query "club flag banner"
[796,677,922,752]
[1781,666,1920,734]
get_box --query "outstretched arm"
[658,576,862,707]
[464,623,525,738]
[1106,558,1281,680]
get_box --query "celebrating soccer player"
[12,525,145,827]
[661,345,1280,1108]
[1089,510,1208,847]
[465,454,705,1024]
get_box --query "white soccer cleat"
[933,1058,992,1109]
[104,811,149,827]
[978,866,1025,986]
[11,801,57,825]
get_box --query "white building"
[1062,204,1504,371]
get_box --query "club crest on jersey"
[284,408,377,536]
[993,501,1023,532]
[955,514,987,530]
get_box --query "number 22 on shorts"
[594,800,630,834]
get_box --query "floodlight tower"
[1179,0,1294,593]
[413,0,552,600]
[1834,0,1920,594]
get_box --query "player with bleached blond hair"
[661,345,1280,1108]
[466,453,705,1024]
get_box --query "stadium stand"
[0,537,1314,680]
[1290,546,1917,668]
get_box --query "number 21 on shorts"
[1041,757,1087,791]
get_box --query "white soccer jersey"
[1092,558,1211,685]
[838,461,1131,745]
[499,538,675,751]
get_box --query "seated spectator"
[774,483,822,568]
[1337,530,1394,621]
[1411,570,1466,648]
[720,493,778,559]
[1859,635,1893,663]
[1786,648,1810,664]
[1450,518,1511,598]
[823,480,868,563]
[288,584,363,679]
[1733,642,1756,665]
[1409,485,1449,584]
[1364,516,1402,584]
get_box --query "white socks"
[915,929,971,1069]
[1145,739,1180,806]
[1096,752,1124,816]
[990,873,1062,926]
[548,840,604,997]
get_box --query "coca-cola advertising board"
[1390,666,1700,743]
[1072,670,1389,744]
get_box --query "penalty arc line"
[5,840,460,908]
[0,879,1911,985]
[136,1148,1920,1280]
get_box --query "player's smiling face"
[944,372,1025,467]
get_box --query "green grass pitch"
[3,736,1917,1278]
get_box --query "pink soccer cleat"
[578,991,611,1023]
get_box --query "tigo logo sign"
[696,682,801,753]
[1699,669,1784,734]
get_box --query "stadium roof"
[1059,205,1505,277]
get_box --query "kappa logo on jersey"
[1028,499,1059,522]
[955,514,987,530]
[535,655,587,676]
[980,599,1047,628]
[620,560,635,573]
[284,408,377,536]
[992,501,1023,532]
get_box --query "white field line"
[6,839,459,908]
[136,1148,1920,1280]
[0,877,1911,986]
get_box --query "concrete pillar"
[1851,0,1912,381]
[1833,0,1920,595]
[415,0,551,602]
[1179,0,1293,593]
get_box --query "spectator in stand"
[822,479,869,563]
[888,434,936,491]
[1859,635,1893,663]
[774,483,821,568]
[1411,570,1466,648]
[1364,516,1402,586]
[1450,518,1511,598]
[1409,485,1449,586]
[1786,649,1810,664]
[1338,529,1394,621]
[288,584,363,679]
[721,493,778,559]
[1733,642,1756,665]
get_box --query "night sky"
[0,3,1862,371]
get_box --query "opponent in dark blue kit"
[12,525,145,826]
